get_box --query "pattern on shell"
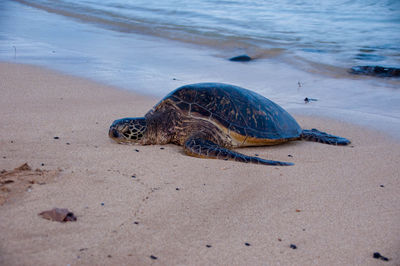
[157,83,302,140]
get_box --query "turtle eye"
[111,129,120,138]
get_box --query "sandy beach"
[0,62,399,265]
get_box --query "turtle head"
[109,117,147,144]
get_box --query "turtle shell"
[157,83,302,144]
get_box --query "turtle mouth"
[109,125,132,143]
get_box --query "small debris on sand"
[373,252,389,261]
[290,244,297,249]
[150,255,158,260]
[39,208,77,222]
[16,163,31,171]
[304,97,318,103]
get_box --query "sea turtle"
[109,83,350,166]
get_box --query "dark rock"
[350,66,400,78]
[373,252,389,261]
[54,136,59,140]
[290,244,297,249]
[206,244,212,248]
[150,255,158,260]
[229,54,252,62]
[245,242,251,246]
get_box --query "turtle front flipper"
[184,137,293,166]
[301,129,350,145]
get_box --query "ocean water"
[10,0,400,69]
[1,0,400,138]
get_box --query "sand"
[0,62,399,265]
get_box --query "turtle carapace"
[109,83,350,166]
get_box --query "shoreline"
[1,62,400,265]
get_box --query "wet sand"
[0,62,399,265]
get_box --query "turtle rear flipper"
[184,137,293,166]
[301,129,350,145]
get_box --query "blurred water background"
[7,0,400,69]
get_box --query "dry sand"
[0,62,399,265]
